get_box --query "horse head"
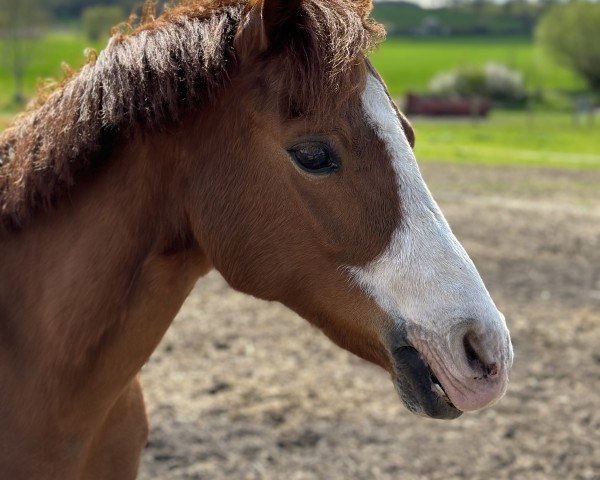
[180,0,513,419]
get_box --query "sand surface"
[138,163,600,480]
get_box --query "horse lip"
[427,364,453,403]
[391,346,462,420]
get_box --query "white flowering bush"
[484,63,526,101]
[428,72,460,98]
[428,63,526,104]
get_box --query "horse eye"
[288,143,339,174]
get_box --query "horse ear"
[399,113,415,149]
[234,0,303,61]
[261,0,303,44]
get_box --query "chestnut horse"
[0,0,513,478]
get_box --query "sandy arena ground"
[138,163,600,480]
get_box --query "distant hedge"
[81,5,125,41]
[48,0,135,19]
[372,1,540,37]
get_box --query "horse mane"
[0,0,383,233]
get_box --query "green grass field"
[413,111,600,170]
[0,32,586,108]
[0,31,102,110]
[370,37,585,96]
[1,30,598,170]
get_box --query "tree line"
[1,0,599,106]
[8,0,566,26]
[42,0,137,19]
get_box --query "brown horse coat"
[0,1,512,478]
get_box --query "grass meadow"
[369,37,585,96]
[413,112,600,170]
[0,31,103,111]
[1,30,598,169]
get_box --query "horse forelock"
[264,0,383,116]
[0,0,382,234]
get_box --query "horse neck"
[0,134,210,417]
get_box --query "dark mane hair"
[0,0,383,233]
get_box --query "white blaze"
[351,74,508,366]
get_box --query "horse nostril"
[462,331,497,379]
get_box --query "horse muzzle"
[391,346,463,419]
[389,316,513,419]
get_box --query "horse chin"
[392,346,463,420]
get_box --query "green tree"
[82,5,125,42]
[0,0,48,104]
[536,1,600,91]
